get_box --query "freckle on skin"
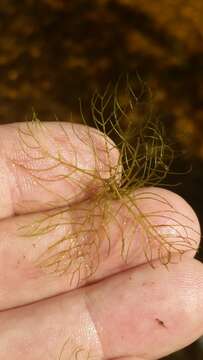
[155,318,167,328]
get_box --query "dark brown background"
[0,1,202,358]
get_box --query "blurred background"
[0,0,202,358]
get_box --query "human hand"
[0,121,202,360]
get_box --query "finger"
[0,283,103,360]
[0,187,200,310]
[1,258,203,359]
[0,121,119,218]
[87,258,203,359]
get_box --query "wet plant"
[58,337,96,360]
[17,76,199,287]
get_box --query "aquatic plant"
[58,337,95,360]
[17,76,198,287]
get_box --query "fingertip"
[157,187,201,256]
[134,187,201,260]
[86,258,203,359]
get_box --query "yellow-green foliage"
[18,77,198,287]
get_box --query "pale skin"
[0,122,202,360]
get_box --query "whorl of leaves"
[18,76,198,287]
